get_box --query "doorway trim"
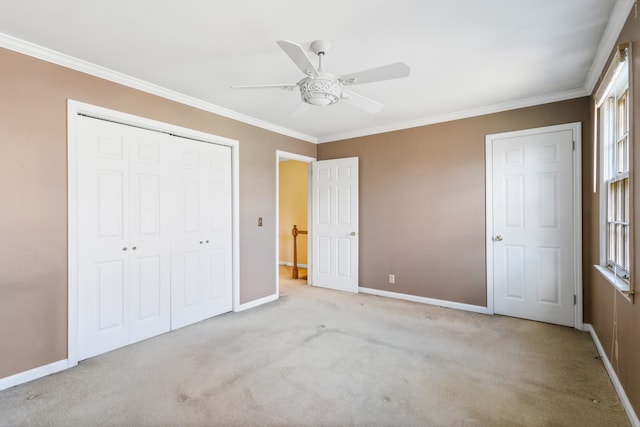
[485,122,582,329]
[67,100,240,368]
[275,150,316,296]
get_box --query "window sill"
[593,265,633,301]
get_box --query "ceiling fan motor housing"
[298,76,343,106]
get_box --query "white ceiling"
[0,1,632,143]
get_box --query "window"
[596,43,632,294]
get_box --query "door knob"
[350,231,357,236]
[493,235,503,241]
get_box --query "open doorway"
[276,151,315,296]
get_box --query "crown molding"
[1,0,630,148]
[0,32,318,144]
[584,0,635,94]
[317,87,589,143]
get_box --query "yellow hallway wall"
[279,160,308,265]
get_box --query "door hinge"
[574,294,577,305]
[572,140,575,151]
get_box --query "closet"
[75,115,232,360]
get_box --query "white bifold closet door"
[76,116,233,361]
[170,136,232,329]
[77,117,172,360]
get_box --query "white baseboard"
[279,261,308,268]
[235,293,278,312]
[358,287,489,314]
[0,359,69,391]
[583,323,639,427]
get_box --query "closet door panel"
[132,255,162,319]
[171,139,232,328]
[203,144,233,317]
[77,118,131,360]
[171,139,206,329]
[129,129,171,342]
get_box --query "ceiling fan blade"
[340,62,410,86]
[277,40,319,77]
[231,84,298,90]
[342,90,384,114]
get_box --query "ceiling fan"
[232,40,410,113]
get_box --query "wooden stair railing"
[292,225,308,279]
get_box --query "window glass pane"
[607,100,616,179]
[624,224,630,271]
[617,138,625,173]
[616,223,623,268]
[616,180,623,222]
[617,91,629,173]
[608,222,615,264]
[624,177,630,221]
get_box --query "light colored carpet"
[0,269,629,426]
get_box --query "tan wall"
[584,9,640,416]
[318,98,590,307]
[278,161,309,265]
[0,47,316,379]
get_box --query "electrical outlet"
[389,274,395,284]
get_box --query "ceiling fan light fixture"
[298,77,343,106]
[233,40,410,113]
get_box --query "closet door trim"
[67,100,240,368]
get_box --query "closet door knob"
[200,241,203,244]
[122,247,128,251]
[132,246,137,250]
[206,240,209,243]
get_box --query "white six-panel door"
[77,117,172,360]
[489,125,577,327]
[170,137,232,329]
[312,157,359,293]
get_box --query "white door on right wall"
[312,157,359,293]
[487,123,580,327]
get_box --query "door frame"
[67,100,240,368]
[485,122,583,329]
[275,150,315,296]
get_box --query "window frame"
[595,43,634,299]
